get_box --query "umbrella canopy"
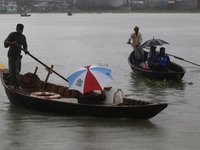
[67,65,114,94]
[141,37,169,48]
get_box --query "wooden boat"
[0,66,167,119]
[20,13,31,17]
[128,51,186,80]
[68,12,72,16]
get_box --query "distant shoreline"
[1,10,200,14]
[76,10,200,13]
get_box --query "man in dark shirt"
[4,24,29,90]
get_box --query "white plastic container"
[104,88,114,104]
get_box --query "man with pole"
[127,26,144,62]
[4,23,29,90]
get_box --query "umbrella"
[66,65,114,94]
[141,37,169,48]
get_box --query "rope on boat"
[30,92,61,99]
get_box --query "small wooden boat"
[20,13,31,17]
[68,12,72,16]
[128,51,186,80]
[67,10,72,16]
[0,66,167,119]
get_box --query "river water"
[0,13,200,150]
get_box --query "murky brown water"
[0,13,200,150]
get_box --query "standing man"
[4,23,29,90]
[127,26,144,62]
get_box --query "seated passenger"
[151,47,171,71]
[147,46,158,68]
[77,90,106,104]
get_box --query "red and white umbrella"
[67,65,114,94]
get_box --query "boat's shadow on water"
[5,104,166,150]
[7,104,159,130]
[125,72,187,103]
[130,72,186,89]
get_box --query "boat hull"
[1,69,167,119]
[4,86,167,119]
[20,14,31,17]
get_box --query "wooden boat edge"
[128,51,186,80]
[0,68,168,119]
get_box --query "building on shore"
[0,0,6,12]
[0,0,18,12]
[1,0,200,13]
[95,0,126,8]
[33,0,75,12]
[75,0,127,10]
[6,1,18,12]
[75,0,198,10]
[167,0,197,10]
[127,0,197,10]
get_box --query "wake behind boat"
[128,51,186,80]
[0,66,167,119]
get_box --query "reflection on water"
[2,105,165,150]
[126,73,187,104]
[6,105,157,128]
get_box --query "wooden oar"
[126,43,200,67]
[164,53,200,67]
[142,47,200,67]
[19,46,68,82]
